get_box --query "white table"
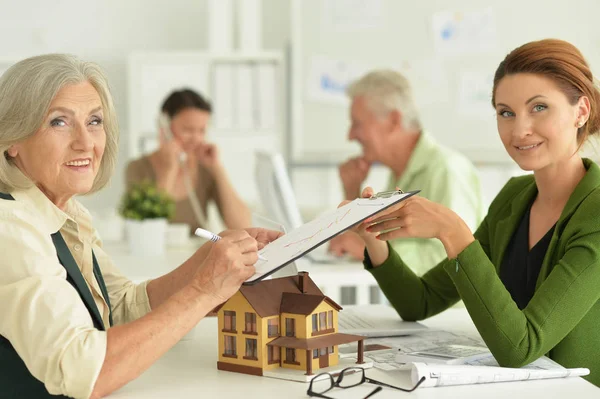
[107,307,599,399]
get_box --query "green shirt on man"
[385,131,485,276]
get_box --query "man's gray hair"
[0,54,118,193]
[347,69,421,130]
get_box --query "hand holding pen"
[195,228,268,261]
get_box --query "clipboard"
[244,189,420,285]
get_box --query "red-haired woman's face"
[494,73,590,172]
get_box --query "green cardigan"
[366,158,600,387]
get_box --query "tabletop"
[107,306,599,399]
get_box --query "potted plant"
[119,181,175,256]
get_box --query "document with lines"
[244,190,419,284]
[404,359,589,388]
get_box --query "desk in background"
[107,307,598,398]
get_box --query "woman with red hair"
[351,39,600,386]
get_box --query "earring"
[6,147,17,157]
[578,120,585,128]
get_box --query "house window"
[285,318,295,337]
[286,348,296,363]
[224,335,236,357]
[223,311,236,332]
[312,311,332,334]
[313,349,319,359]
[268,346,280,364]
[330,346,334,354]
[268,318,279,337]
[245,338,258,360]
[245,312,257,333]
[319,312,327,330]
[320,347,327,356]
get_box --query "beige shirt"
[0,185,151,398]
[126,156,222,233]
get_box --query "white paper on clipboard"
[244,190,420,285]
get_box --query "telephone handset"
[158,112,172,140]
[157,112,206,227]
[158,113,187,163]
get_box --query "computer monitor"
[254,151,303,276]
[254,151,304,231]
[254,151,342,265]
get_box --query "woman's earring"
[6,146,17,157]
[578,120,585,128]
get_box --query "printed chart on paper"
[246,191,416,283]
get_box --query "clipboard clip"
[369,189,404,199]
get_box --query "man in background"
[328,70,484,276]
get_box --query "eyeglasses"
[307,367,425,399]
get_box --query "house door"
[319,347,329,368]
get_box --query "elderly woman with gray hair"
[0,54,281,399]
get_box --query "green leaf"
[119,180,175,221]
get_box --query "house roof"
[267,333,364,350]
[280,293,342,315]
[232,273,342,318]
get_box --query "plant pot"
[125,218,168,257]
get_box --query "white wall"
[2,1,589,222]
[286,0,600,219]
[292,0,600,163]
[0,0,290,213]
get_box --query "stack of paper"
[345,331,590,388]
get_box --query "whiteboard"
[291,0,600,164]
[246,190,418,284]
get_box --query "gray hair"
[346,69,421,131]
[0,54,118,193]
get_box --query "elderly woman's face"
[9,81,106,207]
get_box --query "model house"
[215,271,365,377]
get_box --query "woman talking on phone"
[126,89,251,231]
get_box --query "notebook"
[338,305,428,337]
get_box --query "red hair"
[492,39,600,143]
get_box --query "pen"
[194,228,267,261]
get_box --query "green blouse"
[365,158,600,386]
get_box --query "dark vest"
[0,192,113,398]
